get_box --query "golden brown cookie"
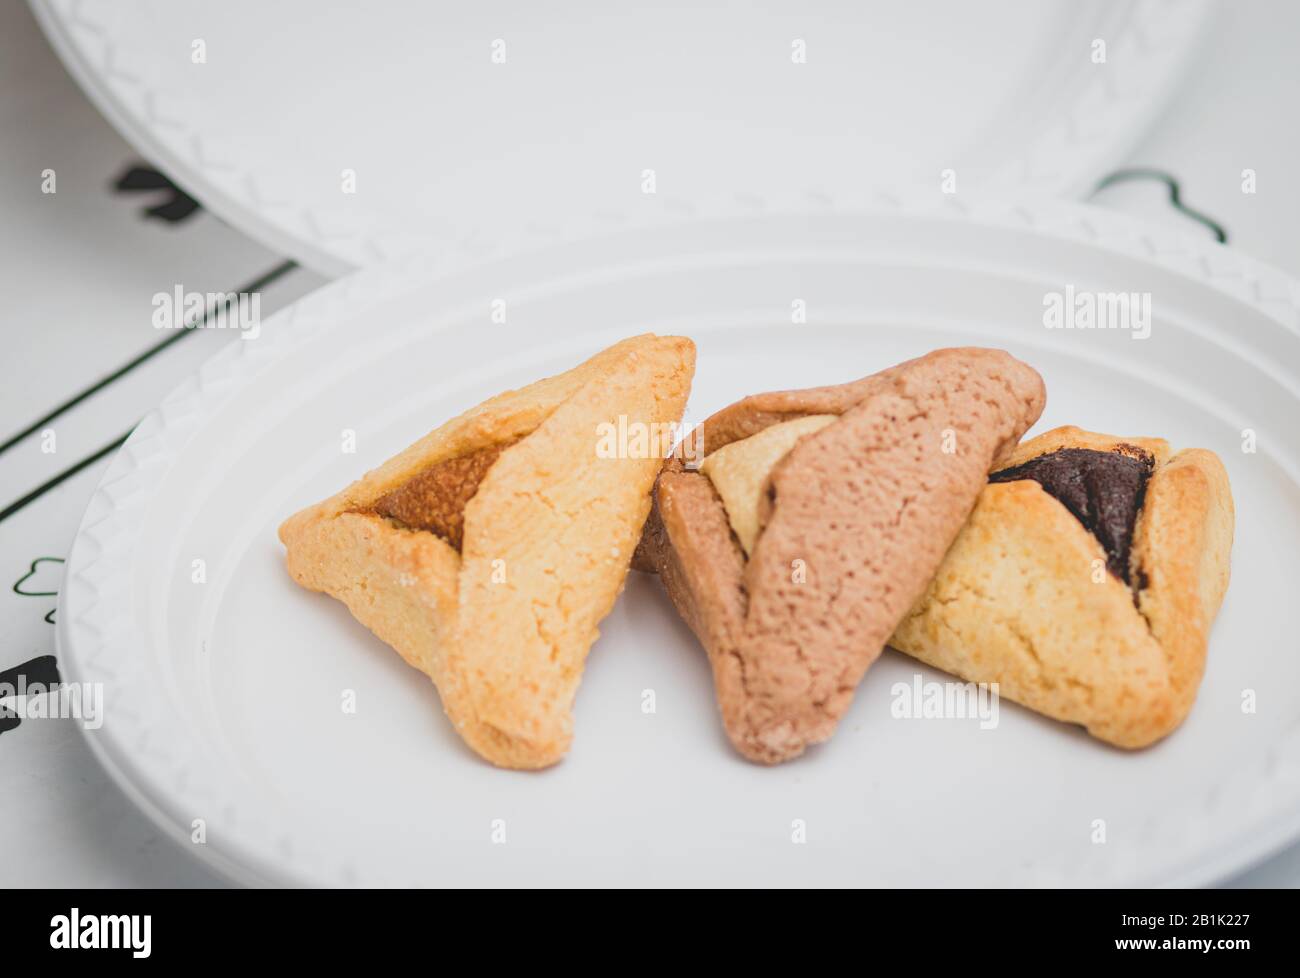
[890,426,1233,748]
[636,348,1047,763]
[279,334,696,769]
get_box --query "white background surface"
[2,0,1298,886]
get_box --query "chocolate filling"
[368,439,516,550]
[989,447,1153,585]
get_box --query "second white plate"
[33,0,1210,273]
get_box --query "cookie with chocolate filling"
[890,426,1233,748]
[279,334,696,769]
[636,348,1047,763]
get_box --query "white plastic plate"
[32,0,1210,273]
[59,199,1300,886]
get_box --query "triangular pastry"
[890,426,1233,747]
[280,334,696,769]
[635,348,1046,763]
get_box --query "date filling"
[367,439,518,550]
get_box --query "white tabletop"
[1,0,1296,887]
